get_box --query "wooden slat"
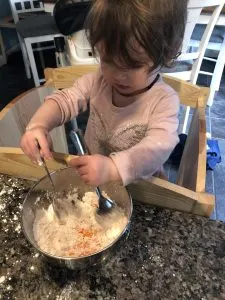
[176,104,206,192]
[44,65,99,89]
[0,147,75,181]
[196,105,207,192]
[127,177,214,217]
[178,109,200,191]
[0,147,215,217]
[163,75,210,108]
[192,193,215,217]
[44,68,54,87]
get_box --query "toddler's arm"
[21,71,96,162]
[110,93,180,185]
[27,72,96,131]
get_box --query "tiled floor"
[208,83,225,221]
[0,51,225,221]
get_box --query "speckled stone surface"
[1,174,225,300]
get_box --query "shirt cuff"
[110,152,135,186]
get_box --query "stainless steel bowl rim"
[22,167,133,261]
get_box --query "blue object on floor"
[169,135,222,170]
[207,139,222,170]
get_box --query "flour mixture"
[33,189,127,257]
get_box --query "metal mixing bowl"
[22,167,132,270]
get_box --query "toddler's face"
[97,43,154,94]
[101,61,151,93]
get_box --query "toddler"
[21,0,188,186]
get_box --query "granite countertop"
[0,174,225,300]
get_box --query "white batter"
[33,189,127,257]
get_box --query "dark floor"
[0,51,34,110]
[0,51,225,221]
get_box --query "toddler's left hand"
[69,154,121,186]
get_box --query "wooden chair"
[0,65,214,217]
[163,0,225,133]
[8,0,60,86]
[190,15,225,107]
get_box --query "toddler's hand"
[20,127,52,164]
[69,154,121,186]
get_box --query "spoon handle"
[70,130,102,197]
[70,130,114,214]
[69,130,88,156]
[36,140,55,191]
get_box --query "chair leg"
[207,89,217,108]
[0,29,6,66]
[37,42,45,71]
[18,34,31,79]
[207,37,225,106]
[24,38,40,87]
[182,106,191,134]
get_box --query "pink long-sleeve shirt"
[45,69,179,186]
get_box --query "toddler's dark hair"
[85,0,188,70]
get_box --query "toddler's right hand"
[20,127,53,164]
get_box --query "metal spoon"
[69,130,114,214]
[36,142,66,223]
